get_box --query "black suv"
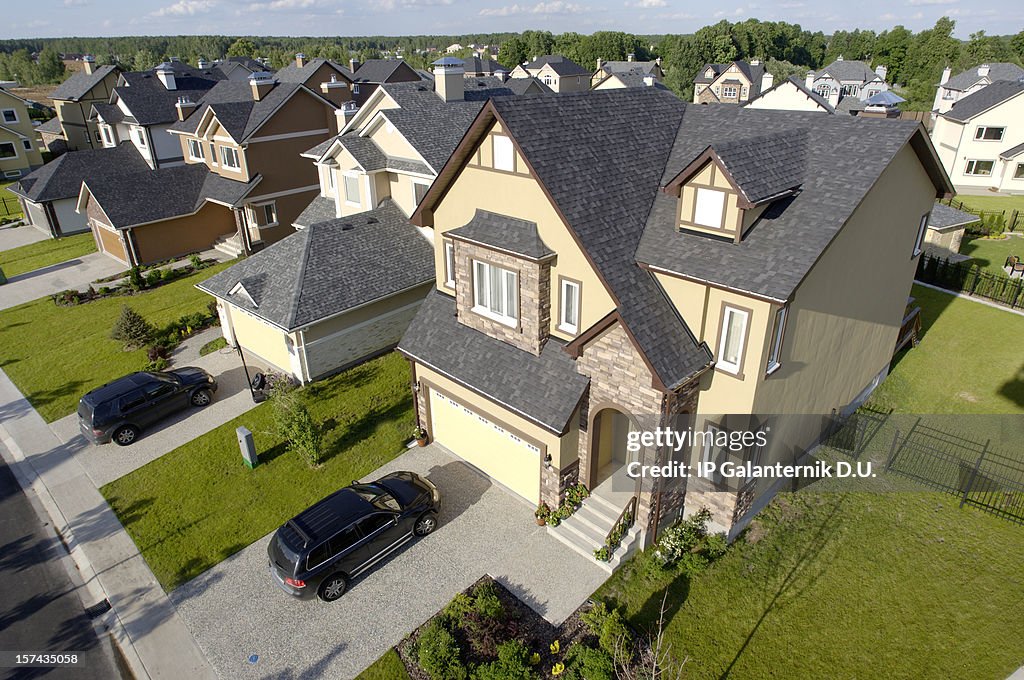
[268,471,441,602]
[78,368,218,446]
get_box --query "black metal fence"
[939,197,1021,233]
[916,253,1024,308]
[885,423,1024,525]
[1,196,20,217]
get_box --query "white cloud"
[657,10,693,18]
[907,0,956,5]
[380,0,453,9]
[247,0,316,9]
[480,1,586,16]
[627,0,667,7]
[713,6,745,17]
[880,11,897,19]
[152,0,215,16]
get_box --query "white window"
[1014,163,1024,180]
[187,138,205,161]
[413,180,430,206]
[841,84,859,96]
[2,109,17,124]
[693,187,726,229]
[220,146,240,170]
[0,142,16,159]
[22,139,32,151]
[766,306,787,375]
[913,212,928,257]
[717,306,749,376]
[252,202,277,227]
[974,126,1004,141]
[472,259,518,325]
[723,85,738,98]
[326,167,336,193]
[815,85,831,98]
[558,278,580,334]
[102,126,113,145]
[492,134,514,172]
[443,240,455,288]
[209,143,218,164]
[964,159,994,176]
[343,173,360,206]
[135,128,146,147]
[740,86,748,99]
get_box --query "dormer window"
[220,146,240,170]
[472,259,518,326]
[693,188,725,229]
[187,138,205,161]
[493,135,514,172]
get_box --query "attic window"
[693,188,726,229]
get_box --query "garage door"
[94,223,128,264]
[428,389,541,503]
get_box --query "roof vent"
[341,223,354,231]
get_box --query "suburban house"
[349,58,423,107]
[692,59,770,105]
[804,57,889,114]
[274,54,354,107]
[44,56,119,153]
[396,88,951,564]
[510,55,590,93]
[923,203,978,259]
[592,71,668,91]
[931,80,1024,193]
[197,59,515,382]
[208,56,266,81]
[92,59,224,170]
[463,56,506,78]
[932,63,1024,116]
[744,75,835,113]
[0,87,44,179]
[7,143,148,237]
[79,71,338,265]
[592,56,663,88]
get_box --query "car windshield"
[350,484,403,511]
[145,371,178,383]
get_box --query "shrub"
[415,620,466,680]
[471,639,536,680]
[145,269,163,286]
[472,580,504,620]
[51,289,82,306]
[98,286,111,296]
[563,643,614,680]
[581,602,633,659]
[110,305,154,350]
[564,483,589,506]
[147,344,170,361]
[190,254,203,270]
[440,592,474,627]
[273,392,323,467]
[655,507,712,566]
[199,337,228,356]
[161,267,178,281]
[145,357,170,371]
[128,266,146,291]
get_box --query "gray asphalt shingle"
[448,210,554,260]
[114,63,224,126]
[943,80,1024,122]
[929,203,979,229]
[50,65,118,101]
[710,129,808,204]
[7,143,149,203]
[943,63,1024,92]
[167,80,309,141]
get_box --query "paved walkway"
[0,252,124,311]
[0,366,216,680]
[0,223,47,252]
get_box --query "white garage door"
[428,388,541,503]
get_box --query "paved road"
[0,454,121,680]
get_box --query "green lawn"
[0,262,232,422]
[1,180,24,220]
[0,232,97,278]
[101,351,415,591]
[355,649,411,680]
[959,235,1021,277]
[954,194,1024,215]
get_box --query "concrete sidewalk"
[0,251,124,310]
[0,367,216,680]
[0,223,47,252]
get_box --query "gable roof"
[928,203,979,229]
[943,80,1024,122]
[521,55,589,77]
[817,59,879,83]
[35,116,63,135]
[50,64,118,102]
[505,77,552,95]
[943,63,1024,92]
[7,142,149,203]
[275,58,352,85]
[464,56,504,74]
[198,199,434,331]
[693,60,764,86]
[351,59,421,84]
[744,76,835,113]
[1000,141,1024,160]
[594,72,669,91]
[114,63,224,126]
[599,60,660,76]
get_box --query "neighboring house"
[210,56,266,81]
[504,77,552,96]
[349,58,424,107]
[198,58,516,383]
[35,116,67,155]
[47,56,120,152]
[510,55,590,93]
[464,56,505,78]
[592,71,668,91]
[0,88,44,179]
[923,203,978,259]
[931,80,1024,193]
[7,142,148,237]
[91,60,225,170]
[744,76,835,114]
[693,59,770,105]
[933,63,1024,115]
[446,44,464,54]
[804,57,889,113]
[275,54,354,106]
[79,72,338,265]
[592,56,663,88]
[397,88,951,560]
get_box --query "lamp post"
[236,343,259,403]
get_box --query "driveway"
[170,444,610,680]
[0,251,124,311]
[0,223,48,252]
[49,329,269,487]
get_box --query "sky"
[2,0,1020,40]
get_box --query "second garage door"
[428,388,541,503]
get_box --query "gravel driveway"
[170,444,610,680]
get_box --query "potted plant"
[412,426,428,447]
[535,502,551,525]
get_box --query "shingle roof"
[464,57,504,74]
[929,203,979,229]
[818,59,879,83]
[6,142,149,203]
[836,97,867,113]
[199,199,434,330]
[168,81,314,142]
[505,77,551,95]
[491,88,713,389]
[448,210,554,260]
[301,137,335,159]
[50,64,117,101]
[338,133,388,170]
[600,60,660,76]
[275,58,352,85]
[521,55,589,77]
[744,76,835,113]
[943,63,1024,92]
[114,64,224,126]
[1000,141,1024,159]
[398,291,590,434]
[598,72,669,90]
[293,195,336,228]
[864,90,905,106]
[35,116,63,134]
[91,101,124,124]
[709,129,808,204]
[351,59,420,84]
[943,80,1024,122]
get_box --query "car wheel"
[190,389,212,407]
[414,512,438,537]
[113,425,139,446]
[317,573,348,602]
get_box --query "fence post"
[960,442,989,509]
[885,429,902,471]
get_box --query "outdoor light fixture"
[544,453,552,469]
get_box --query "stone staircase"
[547,493,643,573]
[213,232,244,259]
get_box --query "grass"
[953,194,1024,215]
[1,180,24,221]
[100,351,415,591]
[355,649,411,680]
[0,262,232,422]
[0,232,97,278]
[199,337,228,356]
[959,234,1021,277]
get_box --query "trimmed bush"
[471,639,537,680]
[563,643,614,680]
[273,392,324,467]
[199,337,228,356]
[472,581,504,620]
[110,305,154,350]
[416,620,466,680]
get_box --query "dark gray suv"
[268,472,441,602]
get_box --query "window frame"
[964,159,994,176]
[765,305,788,376]
[974,126,1005,142]
[343,172,361,207]
[913,212,929,257]
[219,145,241,171]
[250,201,278,229]
[471,258,519,327]
[102,126,113,145]
[0,141,17,159]
[134,127,146,147]
[557,276,582,335]
[1,108,18,124]
[693,187,726,229]
[186,138,205,161]
[22,139,32,151]
[1014,163,1024,180]
[412,179,430,207]
[208,142,218,165]
[325,166,336,194]
[722,85,738,99]
[443,239,455,289]
[492,134,514,172]
[716,304,751,377]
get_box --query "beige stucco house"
[46,56,120,153]
[397,88,952,567]
[0,87,44,179]
[693,59,771,105]
[510,55,589,93]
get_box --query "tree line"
[2,20,1022,110]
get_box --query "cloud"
[627,0,667,7]
[479,1,586,16]
[907,0,956,5]
[380,0,453,9]
[247,0,316,8]
[152,0,215,16]
[880,11,897,19]
[713,6,745,17]
[657,10,693,18]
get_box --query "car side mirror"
[351,480,360,486]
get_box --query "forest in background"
[1,18,1022,110]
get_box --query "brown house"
[47,56,120,152]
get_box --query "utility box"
[237,426,257,469]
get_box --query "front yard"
[0,232,97,278]
[1,180,24,221]
[101,351,415,591]
[0,261,232,422]
[959,234,1022,278]
[954,193,1024,215]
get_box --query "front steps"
[213,232,244,259]
[547,493,643,573]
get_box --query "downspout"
[297,329,312,384]
[123,227,140,267]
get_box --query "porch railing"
[604,495,638,549]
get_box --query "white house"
[805,57,888,114]
[932,63,1024,116]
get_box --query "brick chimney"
[175,95,197,121]
[156,62,177,90]
[82,55,96,75]
[295,53,306,68]
[433,57,464,103]
[249,71,276,101]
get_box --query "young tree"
[226,38,258,59]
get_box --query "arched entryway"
[586,405,642,504]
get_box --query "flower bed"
[53,255,216,307]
